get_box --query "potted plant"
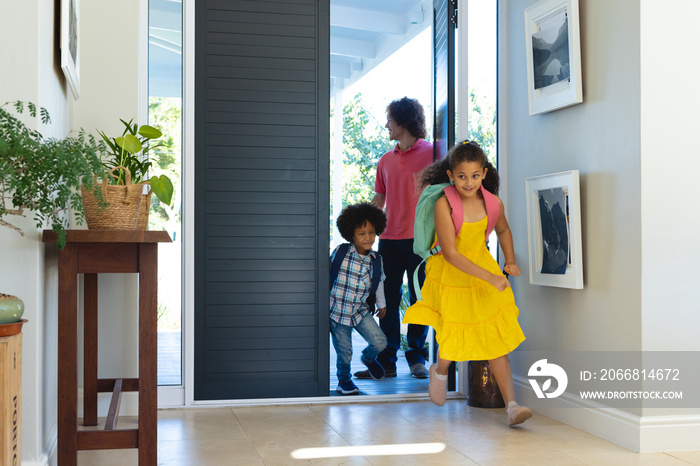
[96,119,174,229]
[0,101,104,248]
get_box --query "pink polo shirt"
[374,139,434,240]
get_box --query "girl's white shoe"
[428,363,447,406]
[507,401,532,427]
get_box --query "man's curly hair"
[386,97,427,140]
[336,202,387,243]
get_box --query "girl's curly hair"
[336,202,387,243]
[386,97,427,140]
[416,140,499,195]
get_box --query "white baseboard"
[21,459,49,466]
[639,414,700,453]
[513,375,700,453]
[22,425,56,466]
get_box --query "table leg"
[83,273,98,426]
[138,243,158,465]
[57,245,79,465]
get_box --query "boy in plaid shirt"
[330,202,388,395]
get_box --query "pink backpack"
[442,184,500,242]
[413,183,500,300]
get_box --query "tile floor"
[76,401,700,465]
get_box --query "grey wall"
[502,0,642,355]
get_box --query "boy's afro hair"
[336,202,387,242]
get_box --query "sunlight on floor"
[291,442,446,459]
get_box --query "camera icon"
[528,359,568,399]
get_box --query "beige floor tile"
[157,439,264,466]
[364,446,478,466]
[71,403,700,465]
[158,407,244,441]
[666,450,700,465]
[311,403,438,444]
[233,405,363,464]
[78,449,138,466]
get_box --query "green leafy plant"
[0,101,104,248]
[98,119,174,206]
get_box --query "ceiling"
[147,0,432,97]
[330,0,432,91]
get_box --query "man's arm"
[372,193,386,209]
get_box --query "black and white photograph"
[524,0,582,115]
[526,170,583,289]
[537,187,569,274]
[531,10,570,90]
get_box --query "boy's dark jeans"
[377,238,428,371]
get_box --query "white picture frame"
[525,170,583,289]
[61,0,80,100]
[524,0,582,115]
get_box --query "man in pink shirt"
[354,97,434,380]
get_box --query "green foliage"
[146,97,182,233]
[467,90,497,164]
[157,302,181,330]
[0,101,104,248]
[98,118,173,206]
[340,94,393,206]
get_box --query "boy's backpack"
[412,183,500,300]
[329,243,382,310]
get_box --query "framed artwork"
[524,0,582,115]
[525,170,583,289]
[61,0,80,99]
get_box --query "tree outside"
[467,90,497,165]
[148,97,182,332]
[334,90,496,216]
[335,93,394,210]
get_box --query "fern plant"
[0,101,104,248]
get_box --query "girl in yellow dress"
[403,141,532,426]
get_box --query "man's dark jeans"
[376,238,428,371]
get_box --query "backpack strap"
[413,184,500,302]
[413,185,463,302]
[432,185,463,254]
[480,185,500,241]
[442,185,463,236]
[330,243,381,296]
[329,243,349,290]
[368,252,381,296]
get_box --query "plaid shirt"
[329,244,385,326]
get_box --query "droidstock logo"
[528,359,568,399]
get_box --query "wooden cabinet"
[1,333,22,466]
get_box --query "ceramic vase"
[0,293,24,324]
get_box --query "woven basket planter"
[81,166,143,230]
[135,189,153,230]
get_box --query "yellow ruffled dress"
[403,216,525,361]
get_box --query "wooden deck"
[328,330,431,396]
[157,330,182,386]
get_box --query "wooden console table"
[43,230,171,465]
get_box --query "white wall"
[501,0,700,452]
[640,0,700,353]
[0,1,68,464]
[638,0,700,448]
[0,0,141,463]
[70,0,143,420]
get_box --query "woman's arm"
[494,197,520,277]
[435,196,510,291]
